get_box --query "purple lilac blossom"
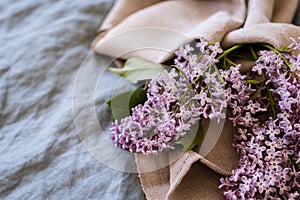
[110,37,226,155]
[110,36,300,198]
[219,38,300,199]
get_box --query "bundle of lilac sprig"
[109,36,300,199]
[110,38,227,154]
[219,38,300,199]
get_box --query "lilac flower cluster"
[110,36,300,198]
[110,38,227,154]
[219,38,300,199]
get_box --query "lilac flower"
[281,148,294,161]
[264,186,276,199]
[279,119,293,133]
[238,112,257,127]
[111,37,226,154]
[264,170,279,186]
[255,176,266,194]
[265,148,278,161]
[252,62,265,75]
[237,128,248,141]
[223,190,238,200]
[290,54,300,72]
[279,97,295,110]
[244,100,265,114]
[193,91,212,106]
[265,139,283,151]
[239,176,252,192]
[253,128,265,141]
[230,101,242,115]
[109,37,300,199]
[219,37,300,199]
[278,181,291,195]
[289,37,300,50]
[266,122,280,140]
[208,42,223,58]
[275,85,291,99]
[204,72,217,84]
[258,50,276,65]
[196,36,209,52]
[175,44,194,59]
[287,191,300,200]
[279,168,292,182]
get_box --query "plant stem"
[249,45,258,60]
[225,57,238,66]
[266,85,276,118]
[262,72,276,118]
[222,56,227,69]
[217,45,243,60]
[251,84,263,100]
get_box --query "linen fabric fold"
[92,0,299,63]
[93,0,300,199]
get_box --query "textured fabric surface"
[92,0,300,200]
[0,1,145,199]
[93,0,300,63]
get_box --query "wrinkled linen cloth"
[93,0,300,63]
[92,0,300,199]
[0,1,145,200]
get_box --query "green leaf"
[246,79,263,85]
[106,87,148,122]
[108,57,169,84]
[106,91,134,121]
[175,122,204,151]
[129,88,147,114]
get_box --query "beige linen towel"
[93,0,300,199]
